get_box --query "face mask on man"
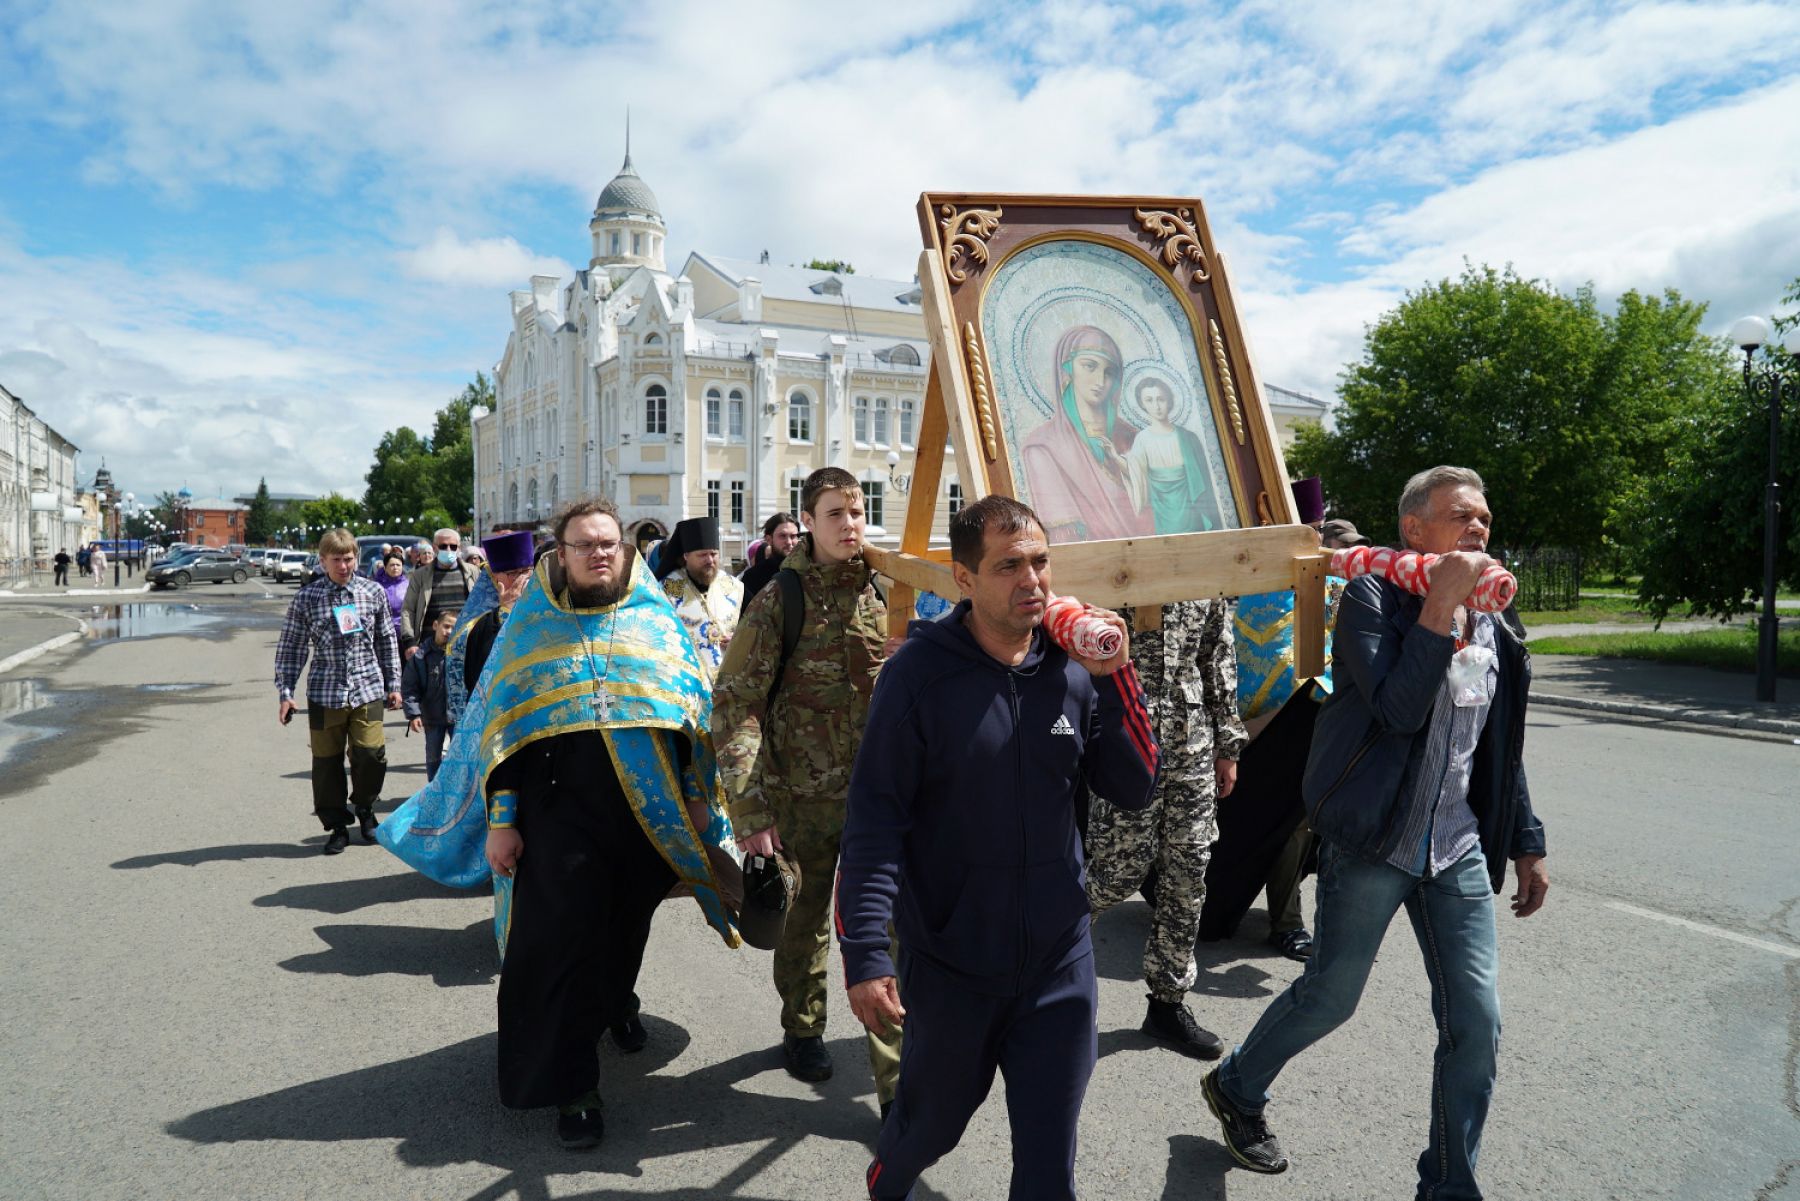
[437,548,458,567]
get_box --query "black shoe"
[555,1090,604,1150]
[322,827,350,855]
[1142,996,1225,1059]
[879,1100,892,1123]
[781,1034,833,1082]
[355,806,379,844]
[1270,928,1314,961]
[609,1013,647,1053]
[1202,1067,1288,1174]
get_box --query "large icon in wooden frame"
[865,192,1327,674]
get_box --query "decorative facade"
[473,151,950,561]
[0,381,84,574]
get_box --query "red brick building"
[176,495,249,547]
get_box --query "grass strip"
[1527,627,1800,674]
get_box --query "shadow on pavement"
[279,919,498,987]
[1157,1132,1231,1200]
[254,870,472,915]
[112,842,324,869]
[1092,901,1284,1004]
[168,1017,934,1200]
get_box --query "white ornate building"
[473,150,953,560]
[0,381,85,575]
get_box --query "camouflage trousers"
[772,800,903,1103]
[1087,731,1220,1004]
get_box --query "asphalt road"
[0,593,1794,1201]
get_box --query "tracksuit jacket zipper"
[1009,671,1027,995]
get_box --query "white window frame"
[787,388,814,443]
[706,480,721,521]
[729,480,745,526]
[643,383,668,438]
[899,397,917,448]
[861,478,885,529]
[728,389,746,441]
[873,396,891,448]
[853,395,871,445]
[705,387,722,439]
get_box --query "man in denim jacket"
[1203,465,1549,1201]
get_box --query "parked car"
[272,551,311,584]
[356,533,418,578]
[147,550,250,589]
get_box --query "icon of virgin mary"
[1018,325,1156,544]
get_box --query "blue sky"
[2,0,1797,501]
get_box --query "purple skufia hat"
[1290,476,1325,525]
[481,530,535,573]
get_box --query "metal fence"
[1496,547,1582,611]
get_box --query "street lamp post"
[1729,316,1800,703]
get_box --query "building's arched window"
[610,231,621,255]
[788,390,813,442]
[549,474,559,511]
[728,389,746,440]
[854,395,871,444]
[643,332,662,346]
[899,397,917,447]
[644,384,668,436]
[632,232,644,256]
[873,397,891,447]
[886,343,921,366]
[508,482,518,520]
[705,387,722,438]
[525,477,538,517]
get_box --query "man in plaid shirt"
[275,527,403,855]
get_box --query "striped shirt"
[274,574,401,709]
[1387,611,1498,877]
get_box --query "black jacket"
[402,639,451,727]
[1302,575,1545,892]
[739,548,782,604]
[836,601,1160,996]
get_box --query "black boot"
[322,827,350,855]
[609,1013,647,1053]
[355,805,379,844]
[1142,995,1225,1059]
[555,1090,604,1150]
[782,1034,833,1082]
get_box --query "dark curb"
[1530,689,1800,739]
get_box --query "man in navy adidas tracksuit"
[836,494,1161,1201]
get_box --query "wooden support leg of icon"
[1292,551,1329,679]
[885,368,952,637]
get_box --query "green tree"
[360,373,491,530]
[1623,277,1800,619]
[362,427,433,529]
[427,373,491,524]
[299,493,365,536]
[245,478,276,544]
[803,258,855,274]
[1289,265,1727,556]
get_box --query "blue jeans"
[1217,841,1502,1201]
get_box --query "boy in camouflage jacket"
[711,467,903,1110]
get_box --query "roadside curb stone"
[1530,689,1800,738]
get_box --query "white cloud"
[398,228,571,289]
[2,0,1797,498]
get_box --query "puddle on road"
[79,604,221,642]
[0,678,63,766]
[138,682,211,693]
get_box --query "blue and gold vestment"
[376,552,741,956]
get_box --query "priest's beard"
[566,577,627,608]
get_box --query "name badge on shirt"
[332,602,366,635]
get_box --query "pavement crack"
[1754,1159,1797,1201]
